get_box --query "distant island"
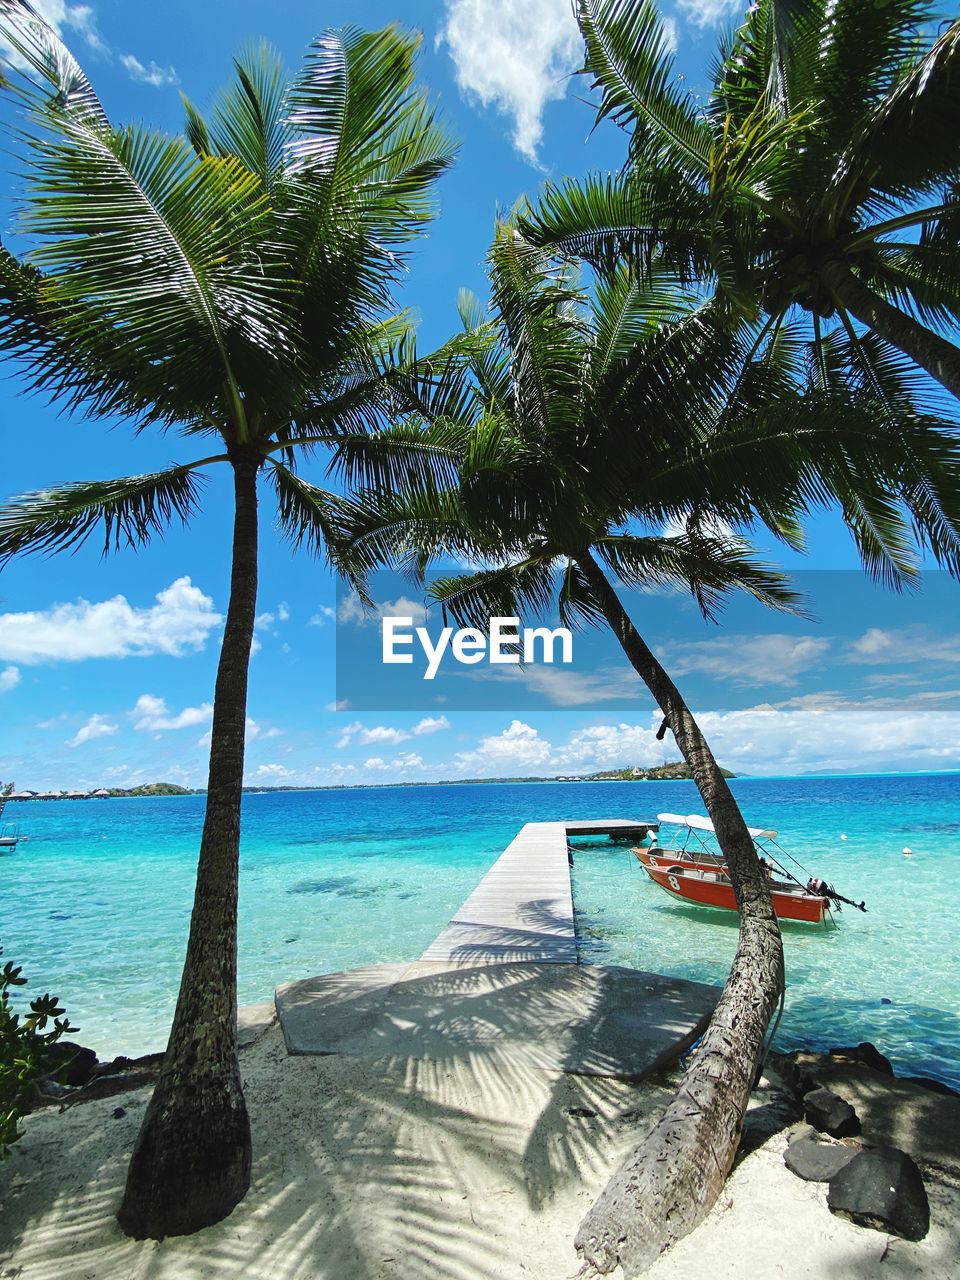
[245,761,737,790]
[8,782,200,801]
[8,762,735,799]
[568,762,736,782]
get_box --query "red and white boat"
[633,813,862,925]
[642,862,830,922]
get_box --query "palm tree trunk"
[574,549,784,1278]
[118,455,259,1240]
[820,255,960,402]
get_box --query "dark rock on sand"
[784,1135,858,1182]
[828,1146,930,1241]
[804,1087,861,1138]
[776,1053,960,1176]
[47,1041,99,1086]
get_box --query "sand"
[2,1014,959,1280]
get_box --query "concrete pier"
[419,817,656,965]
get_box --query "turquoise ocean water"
[2,774,958,1088]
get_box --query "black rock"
[804,1087,861,1138]
[828,1042,894,1076]
[112,1107,126,1119]
[828,1146,929,1241]
[47,1041,99,1087]
[784,1136,858,1182]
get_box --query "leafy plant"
[0,940,77,1158]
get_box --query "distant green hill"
[95,782,198,798]
[582,762,735,782]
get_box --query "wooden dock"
[420,818,656,965]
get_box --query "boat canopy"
[656,812,777,840]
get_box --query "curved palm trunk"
[118,456,259,1240]
[574,550,784,1278]
[820,256,960,403]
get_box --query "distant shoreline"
[7,767,960,801]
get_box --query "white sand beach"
[2,990,958,1280]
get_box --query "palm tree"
[521,0,960,403]
[0,7,455,1238]
[329,223,960,1275]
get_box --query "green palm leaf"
[183,42,291,192]
[0,464,210,562]
[577,0,712,172]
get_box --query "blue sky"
[1,0,958,791]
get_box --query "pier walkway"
[274,814,720,1078]
[419,817,655,965]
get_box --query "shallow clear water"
[2,775,958,1088]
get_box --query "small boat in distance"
[0,823,20,852]
[635,813,865,925]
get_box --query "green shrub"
[0,941,77,1158]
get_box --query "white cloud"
[313,762,357,779]
[688,693,960,775]
[337,592,428,628]
[119,53,177,87]
[0,578,221,664]
[335,716,449,749]
[443,689,960,781]
[131,694,213,732]
[335,719,439,749]
[662,634,831,687]
[254,763,295,779]
[453,719,553,774]
[675,0,742,28]
[438,0,582,162]
[277,603,290,622]
[848,628,960,666]
[553,722,664,770]
[310,607,337,627]
[67,713,118,748]
[36,713,68,729]
[489,661,643,706]
[363,752,424,772]
[412,715,450,735]
[358,725,410,746]
[2,1,105,59]
[0,666,20,694]
[326,698,351,711]
[60,3,106,52]
[1,4,162,83]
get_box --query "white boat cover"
[656,811,777,840]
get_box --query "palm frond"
[326,421,467,494]
[9,101,294,432]
[0,0,106,123]
[271,462,343,560]
[284,25,456,236]
[323,485,480,583]
[594,531,806,620]
[520,168,710,283]
[427,558,560,631]
[186,42,292,192]
[0,464,209,562]
[577,0,712,174]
